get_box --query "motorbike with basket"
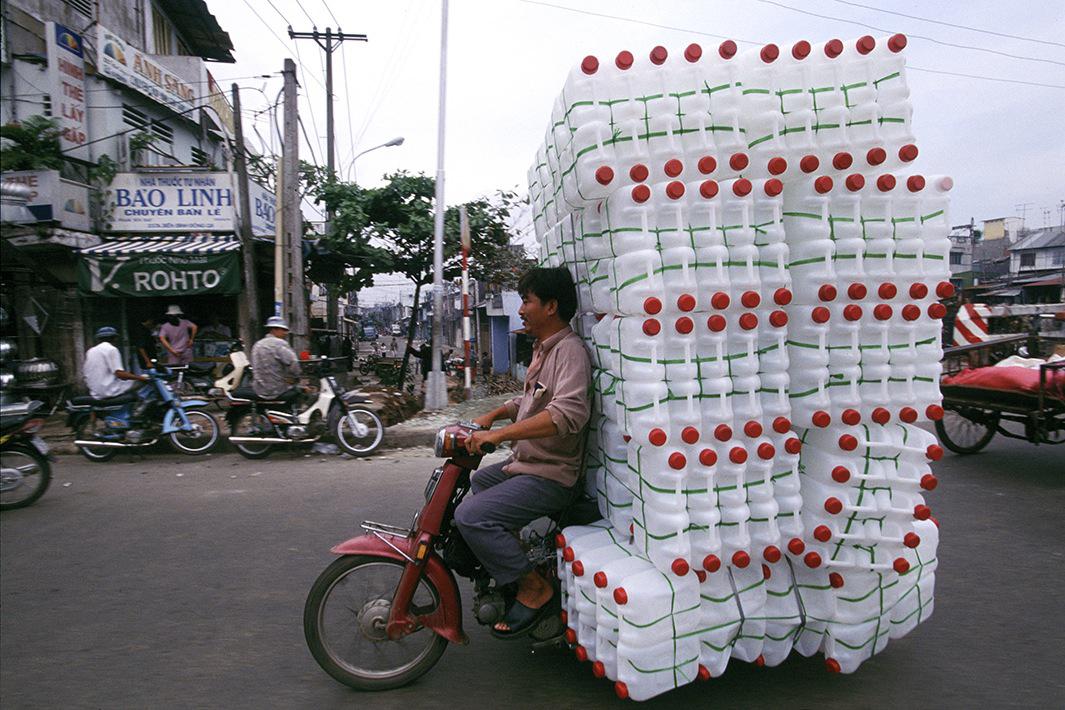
[0,399,54,510]
[225,355,384,458]
[302,422,599,690]
[65,363,221,462]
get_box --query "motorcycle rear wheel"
[0,444,52,510]
[73,420,117,462]
[230,411,273,459]
[304,555,448,691]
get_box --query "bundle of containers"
[529,34,948,701]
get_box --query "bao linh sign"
[77,251,240,297]
[105,172,235,232]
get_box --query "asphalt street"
[1,434,1063,709]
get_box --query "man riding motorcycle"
[250,316,306,407]
[83,326,149,399]
[459,267,592,638]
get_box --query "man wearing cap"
[159,305,197,366]
[83,326,149,400]
[250,316,303,404]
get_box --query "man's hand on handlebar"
[464,428,502,455]
[471,414,495,430]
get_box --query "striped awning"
[80,235,240,255]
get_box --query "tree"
[0,116,63,170]
[312,171,526,387]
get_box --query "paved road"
[2,436,1063,709]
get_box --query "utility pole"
[426,0,450,411]
[281,58,309,352]
[231,84,260,346]
[289,26,368,336]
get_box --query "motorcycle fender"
[330,533,467,645]
[162,408,193,433]
[179,399,208,408]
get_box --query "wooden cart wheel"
[935,407,1000,454]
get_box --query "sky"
[205,0,1065,303]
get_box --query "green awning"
[77,236,241,297]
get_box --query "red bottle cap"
[845,174,865,192]
[649,428,667,446]
[768,158,788,176]
[893,558,910,574]
[872,407,890,424]
[668,452,686,470]
[715,424,732,442]
[832,152,853,170]
[773,416,791,434]
[842,409,861,426]
[643,297,662,315]
[812,410,831,428]
[902,304,921,321]
[910,283,929,299]
[739,313,758,330]
[613,587,628,605]
[929,303,947,319]
[664,159,684,177]
[700,180,719,199]
[703,554,722,572]
[699,448,717,466]
[921,473,938,490]
[560,610,568,624]
[848,283,867,300]
[926,444,944,461]
[676,316,694,334]
[614,681,629,700]
[769,310,788,327]
[730,153,750,171]
[867,147,887,166]
[785,437,802,454]
[904,532,921,548]
[642,318,661,336]
[907,175,926,192]
[797,156,818,175]
[595,166,614,185]
[831,465,851,482]
[563,546,575,562]
[877,174,896,192]
[698,665,712,681]
[765,177,784,195]
[788,538,805,555]
[899,407,918,423]
[824,497,844,514]
[631,184,651,203]
[592,660,605,678]
[572,560,584,576]
[672,558,690,576]
[936,281,956,298]
[615,50,634,70]
[764,545,782,563]
[899,143,919,162]
[888,33,907,52]
[857,35,876,54]
[829,572,845,588]
[684,43,702,62]
[729,446,747,464]
[695,570,707,583]
[812,306,831,323]
[711,292,730,310]
[874,304,893,320]
[774,288,793,305]
[629,163,649,182]
[677,294,696,312]
[732,550,751,568]
[839,434,858,451]
[733,178,752,196]
[719,40,738,59]
[682,426,699,444]
[707,314,726,332]
[815,176,834,193]
[914,504,932,520]
[926,404,944,421]
[761,43,779,63]
[649,46,668,65]
[741,290,761,308]
[825,658,842,674]
[762,565,772,581]
[792,40,811,60]
[757,442,775,459]
[825,39,844,58]
[813,525,832,542]
[844,304,863,321]
[666,180,686,200]
[745,420,763,438]
[565,628,577,644]
[594,571,608,588]
[581,56,599,74]
[698,156,717,174]
[555,533,566,549]
[819,284,838,302]
[879,282,898,299]
[804,551,823,568]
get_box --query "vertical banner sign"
[46,22,88,160]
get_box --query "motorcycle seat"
[188,362,215,374]
[231,386,290,404]
[70,392,138,407]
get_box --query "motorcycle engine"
[126,429,145,444]
[473,587,506,625]
[287,425,308,439]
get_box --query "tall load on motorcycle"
[534,34,947,701]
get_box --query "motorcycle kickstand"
[528,634,567,653]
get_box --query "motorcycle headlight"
[433,428,448,457]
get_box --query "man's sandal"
[490,594,554,640]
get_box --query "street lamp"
[347,136,405,182]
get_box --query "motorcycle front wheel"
[0,444,52,510]
[304,555,448,691]
[331,408,384,457]
[168,409,221,455]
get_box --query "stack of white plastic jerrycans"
[531,33,948,702]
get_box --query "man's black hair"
[517,266,578,323]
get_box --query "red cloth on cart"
[943,366,1065,401]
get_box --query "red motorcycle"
[303,422,599,690]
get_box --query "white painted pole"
[426,0,449,411]
[461,206,471,399]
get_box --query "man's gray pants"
[453,460,576,586]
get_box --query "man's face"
[519,292,557,337]
[269,328,289,340]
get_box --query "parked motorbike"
[225,356,384,459]
[0,399,54,510]
[303,422,599,690]
[65,364,221,462]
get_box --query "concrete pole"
[425,0,449,410]
[324,27,339,335]
[282,58,309,352]
[231,84,260,346]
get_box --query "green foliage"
[0,116,63,171]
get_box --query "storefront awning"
[77,236,241,297]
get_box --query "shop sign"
[77,251,241,297]
[203,70,235,136]
[1,169,91,231]
[247,180,276,237]
[104,172,235,232]
[96,25,196,115]
[46,22,88,160]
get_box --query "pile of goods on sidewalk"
[529,34,946,701]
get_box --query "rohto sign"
[104,172,235,232]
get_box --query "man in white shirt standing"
[83,326,148,400]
